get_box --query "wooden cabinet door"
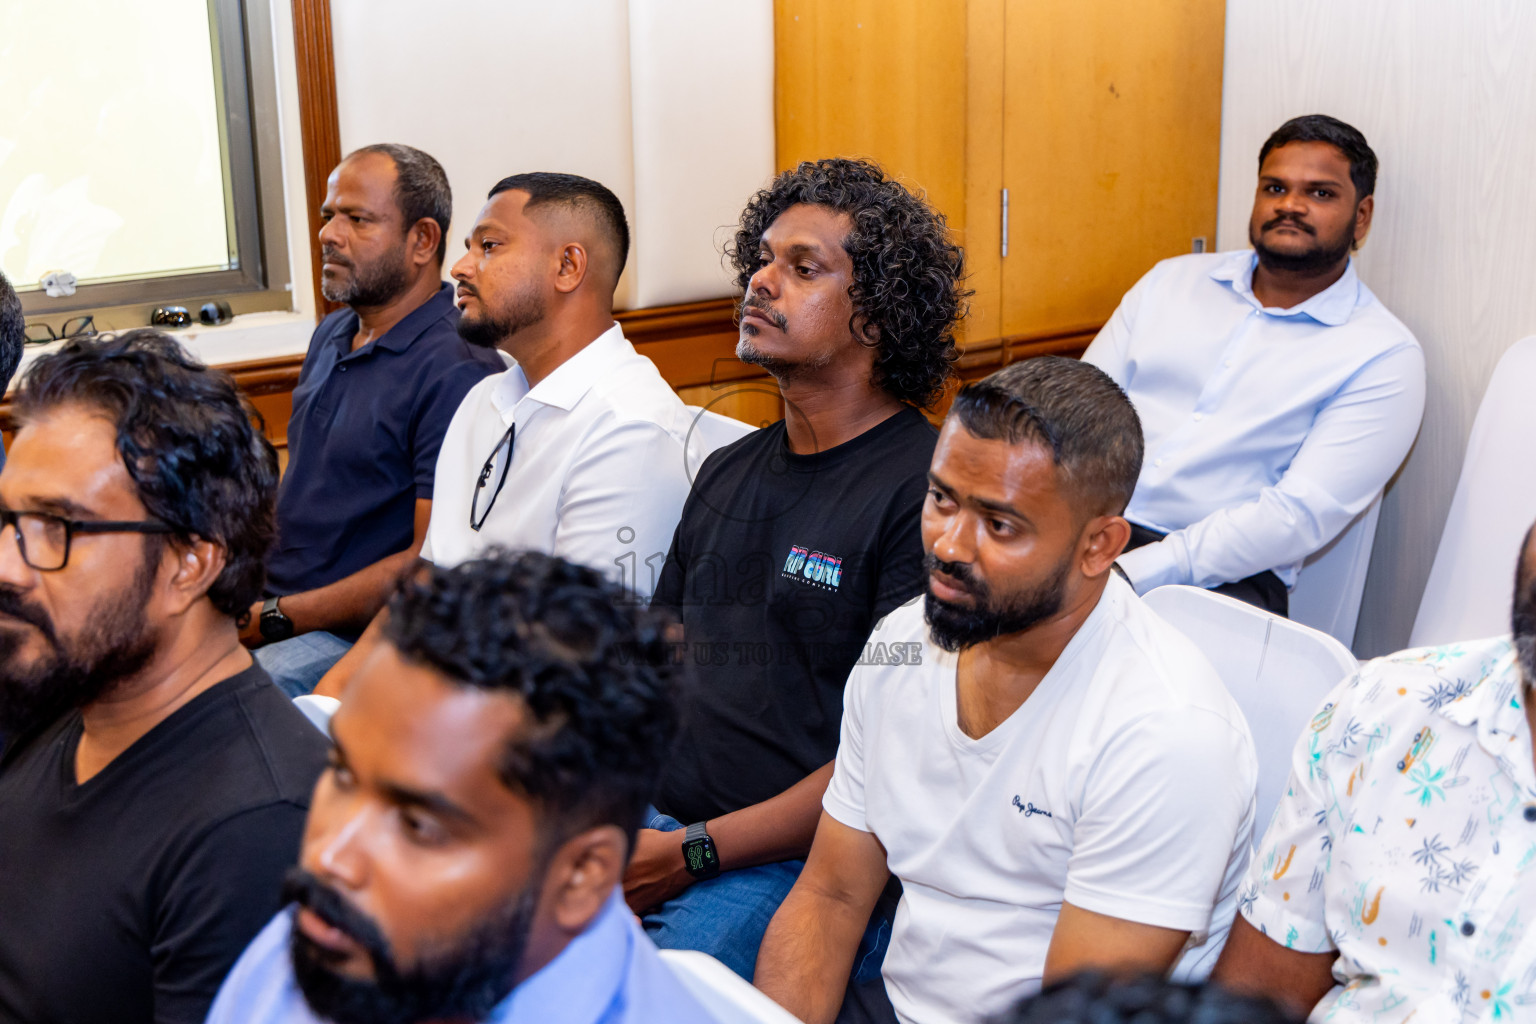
[997,0,1225,342]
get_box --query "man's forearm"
[755,878,869,1024]
[312,608,387,699]
[277,549,421,637]
[709,761,834,869]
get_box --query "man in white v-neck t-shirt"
[756,358,1257,1024]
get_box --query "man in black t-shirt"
[0,332,329,1024]
[627,158,968,982]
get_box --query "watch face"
[683,837,719,876]
[260,608,295,642]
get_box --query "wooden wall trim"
[0,310,1102,438]
[291,0,343,319]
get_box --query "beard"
[321,244,412,307]
[1250,214,1356,276]
[735,296,834,383]
[284,867,541,1024]
[0,551,159,737]
[923,552,1071,653]
[456,280,546,350]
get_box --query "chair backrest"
[1143,585,1358,836]
[292,694,340,737]
[684,406,757,467]
[1411,336,1536,648]
[1288,493,1383,651]
[658,949,803,1024]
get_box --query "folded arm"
[1118,343,1425,591]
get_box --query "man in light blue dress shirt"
[206,553,720,1024]
[1084,114,1425,614]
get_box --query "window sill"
[11,310,315,394]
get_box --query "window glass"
[0,0,231,291]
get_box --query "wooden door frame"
[291,0,343,319]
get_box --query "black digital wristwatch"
[681,822,721,880]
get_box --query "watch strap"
[262,596,284,618]
[684,821,709,843]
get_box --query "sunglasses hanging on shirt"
[470,424,515,531]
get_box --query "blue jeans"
[642,811,894,983]
[255,631,353,698]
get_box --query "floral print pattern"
[1242,636,1536,1022]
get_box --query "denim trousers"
[641,810,894,984]
[255,631,353,698]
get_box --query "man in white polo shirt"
[316,172,693,696]
[755,357,1258,1024]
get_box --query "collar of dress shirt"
[1208,249,1362,326]
[490,321,627,423]
[499,887,634,1024]
[1435,642,1536,786]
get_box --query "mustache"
[282,867,393,965]
[320,245,353,269]
[924,553,982,596]
[739,296,787,330]
[0,586,56,643]
[1262,213,1315,235]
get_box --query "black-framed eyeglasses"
[22,316,96,347]
[0,509,175,572]
[470,425,515,532]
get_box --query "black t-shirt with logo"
[652,405,936,825]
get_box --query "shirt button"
[1524,806,1536,822]
[339,365,348,372]
[1154,458,1164,467]
[1224,360,1232,368]
[1462,921,1476,937]
[1193,413,1204,422]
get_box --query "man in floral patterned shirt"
[1213,521,1536,1022]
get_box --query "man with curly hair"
[629,158,966,984]
[208,552,717,1024]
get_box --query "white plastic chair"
[1143,585,1358,836]
[658,949,802,1024]
[293,694,340,738]
[683,406,757,473]
[1288,494,1382,651]
[1411,337,1536,648]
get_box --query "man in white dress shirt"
[755,358,1257,1024]
[1083,114,1425,614]
[316,172,693,697]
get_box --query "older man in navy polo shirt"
[245,145,503,695]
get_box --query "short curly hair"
[1000,974,1299,1024]
[13,330,279,617]
[383,550,681,847]
[727,158,967,409]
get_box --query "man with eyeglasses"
[315,173,693,697]
[0,331,330,1024]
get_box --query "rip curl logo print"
[782,544,843,591]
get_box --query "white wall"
[1217,0,1536,656]
[329,0,772,310]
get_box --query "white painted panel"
[1217,0,1536,655]
[328,0,638,307]
[627,0,774,307]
